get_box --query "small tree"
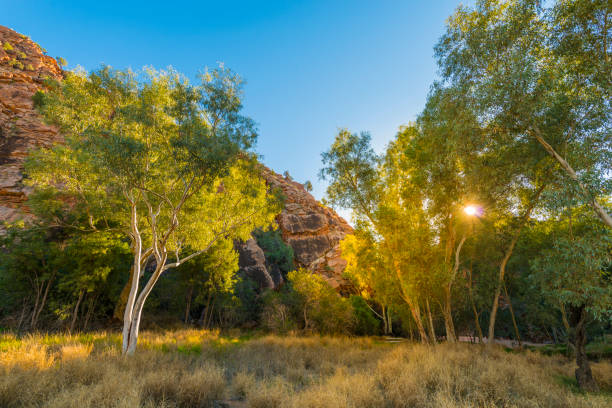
[530,210,611,392]
[303,180,313,192]
[28,65,281,354]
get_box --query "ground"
[0,329,610,407]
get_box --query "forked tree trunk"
[570,305,598,392]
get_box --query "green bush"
[2,41,13,51]
[288,269,355,334]
[260,290,298,333]
[253,229,294,274]
[9,59,24,70]
[350,295,380,335]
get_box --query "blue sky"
[3,0,467,211]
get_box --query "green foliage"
[530,211,612,321]
[55,56,67,67]
[253,229,294,275]
[0,224,130,330]
[288,269,354,334]
[2,41,13,51]
[350,295,380,335]
[8,59,24,70]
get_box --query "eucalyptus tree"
[530,207,611,391]
[28,65,281,354]
[432,0,612,346]
[321,129,432,342]
[435,0,611,228]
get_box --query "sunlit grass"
[0,329,610,407]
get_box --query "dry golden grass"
[0,329,610,407]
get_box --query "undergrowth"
[0,330,610,407]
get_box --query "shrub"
[8,59,24,70]
[288,269,355,334]
[350,295,380,335]
[2,41,13,52]
[261,291,298,333]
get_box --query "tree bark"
[385,307,392,335]
[407,300,429,343]
[426,298,437,344]
[443,286,456,343]
[570,305,599,392]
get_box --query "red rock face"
[262,169,353,290]
[0,25,63,223]
[0,25,353,289]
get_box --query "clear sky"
[3,0,467,211]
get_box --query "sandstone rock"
[236,238,277,289]
[261,170,353,290]
[0,25,62,223]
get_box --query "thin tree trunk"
[30,282,42,329]
[83,294,98,331]
[571,305,599,392]
[32,274,55,330]
[385,307,392,335]
[206,298,216,329]
[122,203,144,355]
[200,291,213,328]
[426,298,437,344]
[70,290,85,333]
[16,300,28,334]
[488,184,545,347]
[184,285,193,324]
[532,128,612,229]
[503,281,522,347]
[468,279,484,344]
[444,235,467,343]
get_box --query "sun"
[464,205,478,216]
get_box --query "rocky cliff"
[0,25,63,223]
[0,25,352,290]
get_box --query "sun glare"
[464,205,478,216]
